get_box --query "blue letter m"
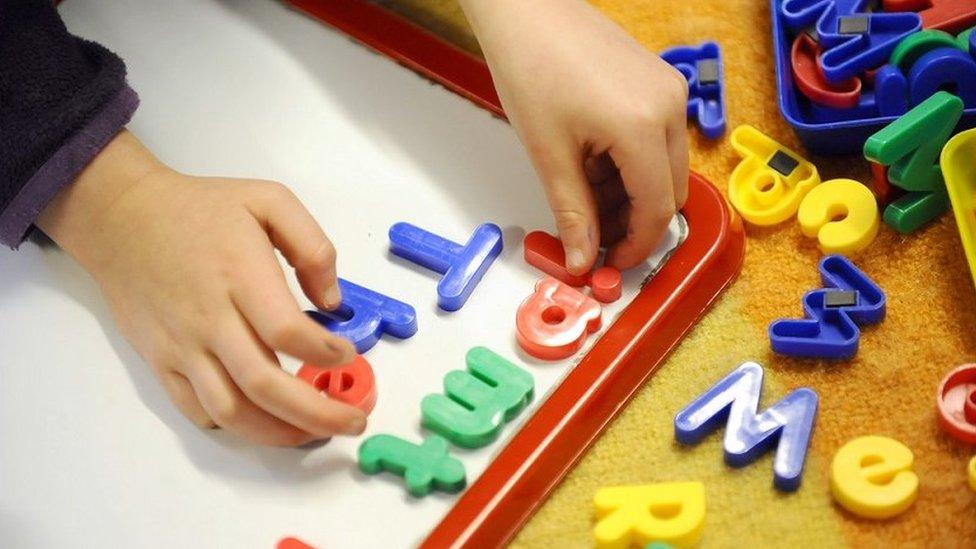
[674,362,818,492]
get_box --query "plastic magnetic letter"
[874,64,912,117]
[276,538,316,549]
[935,364,976,444]
[770,254,886,359]
[804,1,922,83]
[673,362,819,492]
[961,26,976,53]
[908,47,976,107]
[593,482,705,549]
[868,162,901,207]
[790,34,862,108]
[943,129,976,290]
[358,434,466,497]
[829,436,918,519]
[797,179,879,254]
[883,0,976,34]
[388,221,503,311]
[306,278,417,354]
[523,230,622,303]
[660,42,727,138]
[727,125,820,225]
[296,354,377,414]
[864,91,963,233]
[969,455,976,492]
[888,29,962,73]
[516,277,603,360]
[421,347,535,448]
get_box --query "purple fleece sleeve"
[0,0,139,249]
[0,86,139,247]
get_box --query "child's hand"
[460,0,690,275]
[37,131,364,446]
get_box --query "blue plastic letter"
[660,42,727,139]
[769,255,885,359]
[674,362,819,492]
[781,0,922,83]
[908,48,976,108]
[389,222,503,312]
[307,278,418,354]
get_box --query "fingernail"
[344,416,367,435]
[324,285,342,309]
[567,248,586,270]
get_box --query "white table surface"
[0,2,683,547]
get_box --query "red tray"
[285,1,746,546]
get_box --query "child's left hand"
[460,0,690,275]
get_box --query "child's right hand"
[37,131,366,446]
[459,0,690,276]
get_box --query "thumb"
[533,145,600,276]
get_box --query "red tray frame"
[285,1,745,546]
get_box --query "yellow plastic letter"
[829,436,918,519]
[797,179,879,254]
[728,125,820,225]
[593,482,705,549]
[940,128,976,291]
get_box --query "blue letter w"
[674,362,818,492]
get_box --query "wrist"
[35,130,167,270]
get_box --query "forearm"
[456,0,538,62]
[457,0,592,53]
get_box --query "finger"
[159,370,216,429]
[667,118,690,210]
[230,225,355,367]
[184,353,320,446]
[249,183,342,311]
[533,141,600,276]
[607,130,677,270]
[213,315,367,438]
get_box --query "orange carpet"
[380,1,976,545]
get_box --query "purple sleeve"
[0,0,139,249]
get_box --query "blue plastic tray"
[770,0,976,155]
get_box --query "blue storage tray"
[770,0,976,155]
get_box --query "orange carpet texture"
[385,1,976,546]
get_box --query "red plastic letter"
[790,34,861,109]
[297,354,378,414]
[936,364,976,444]
[884,0,976,34]
[523,230,622,303]
[516,277,602,360]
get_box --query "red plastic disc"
[297,354,378,414]
[590,266,622,303]
[936,364,976,444]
